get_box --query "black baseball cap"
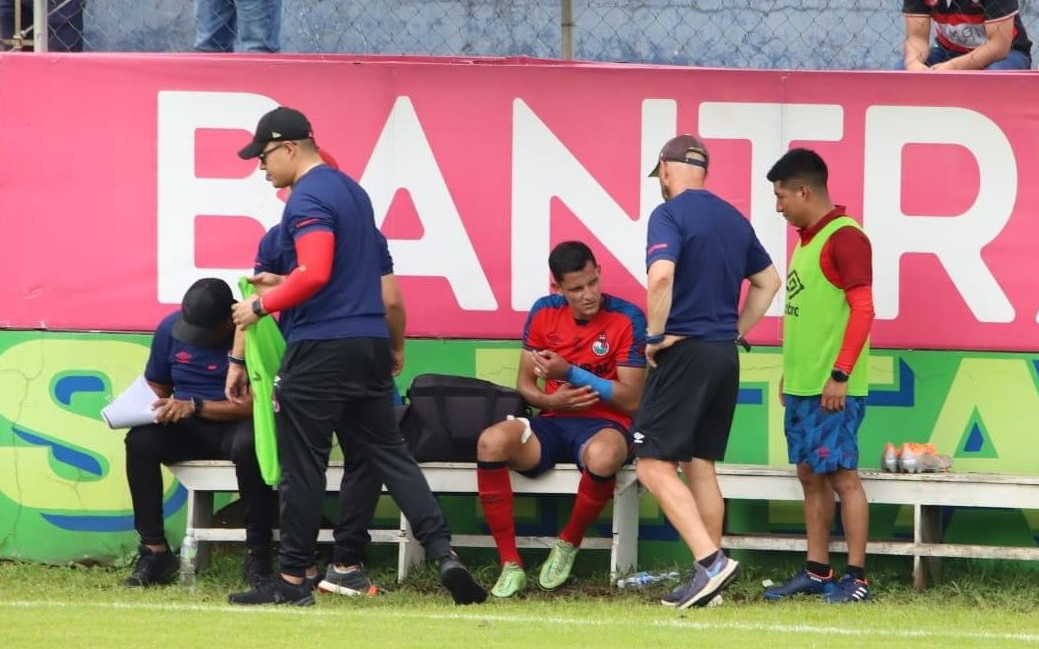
[648,134,710,177]
[171,278,235,348]
[238,106,314,159]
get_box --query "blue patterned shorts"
[784,395,866,474]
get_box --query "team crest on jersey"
[592,332,610,356]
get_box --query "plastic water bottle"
[179,532,198,591]
[616,570,680,589]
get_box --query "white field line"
[2,599,1037,644]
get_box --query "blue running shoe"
[763,569,835,601]
[660,575,686,606]
[663,554,740,609]
[824,574,869,603]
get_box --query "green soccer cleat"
[491,562,527,598]
[538,540,578,590]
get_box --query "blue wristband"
[645,333,665,345]
[565,364,614,402]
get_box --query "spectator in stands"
[476,241,647,597]
[902,0,1032,70]
[124,278,275,589]
[0,0,85,52]
[194,0,280,53]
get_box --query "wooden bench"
[170,461,1039,590]
[168,460,640,584]
[715,465,1039,589]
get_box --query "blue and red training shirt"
[522,294,646,429]
[255,224,395,336]
[274,165,388,343]
[144,311,231,401]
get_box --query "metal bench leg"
[185,489,214,574]
[397,513,425,583]
[610,477,640,584]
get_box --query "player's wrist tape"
[565,364,614,402]
[645,333,665,345]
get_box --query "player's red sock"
[559,470,616,546]
[477,461,520,566]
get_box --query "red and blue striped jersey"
[522,294,646,428]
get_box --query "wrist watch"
[251,298,265,317]
[191,396,204,417]
[830,369,850,383]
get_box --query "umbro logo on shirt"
[633,431,645,444]
[786,270,805,301]
[174,351,192,364]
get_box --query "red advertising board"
[0,54,1037,350]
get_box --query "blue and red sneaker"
[763,569,836,601]
[824,573,869,603]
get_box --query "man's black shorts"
[633,337,739,462]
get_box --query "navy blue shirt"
[256,224,394,276]
[277,165,388,343]
[256,223,394,337]
[144,312,232,401]
[646,189,772,341]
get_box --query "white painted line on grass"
[2,600,1037,644]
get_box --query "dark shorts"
[784,395,867,474]
[632,337,739,462]
[520,415,631,477]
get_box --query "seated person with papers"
[121,278,275,588]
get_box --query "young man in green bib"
[764,149,874,604]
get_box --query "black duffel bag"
[399,374,530,462]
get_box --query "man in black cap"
[227,106,486,606]
[123,278,274,588]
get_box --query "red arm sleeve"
[825,227,872,290]
[259,231,334,314]
[834,284,874,374]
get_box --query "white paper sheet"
[101,375,159,429]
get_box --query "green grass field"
[2,552,1037,649]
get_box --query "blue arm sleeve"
[565,365,614,402]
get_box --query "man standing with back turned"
[764,148,873,604]
[226,106,485,606]
[634,135,781,609]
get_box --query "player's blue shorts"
[520,415,631,477]
[784,395,866,474]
